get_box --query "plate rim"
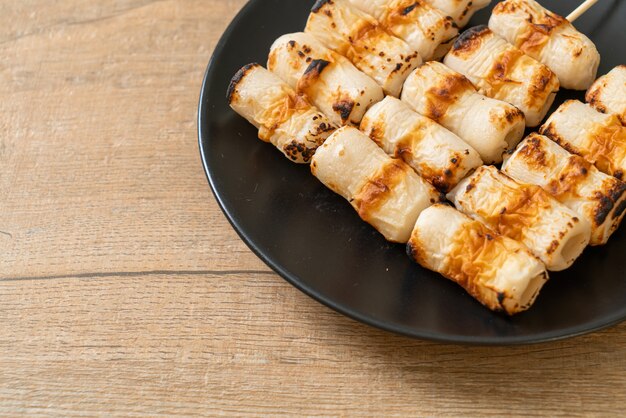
[197,0,626,345]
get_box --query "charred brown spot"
[539,123,568,149]
[614,198,626,219]
[451,25,490,57]
[608,180,626,203]
[353,160,409,220]
[283,140,316,163]
[332,99,355,123]
[518,134,552,169]
[594,192,615,226]
[585,82,607,112]
[297,59,330,96]
[546,239,560,255]
[227,63,259,103]
[311,0,333,13]
[401,3,418,16]
[460,1,473,20]
[497,291,506,305]
[302,59,330,79]
[424,71,474,122]
[505,107,524,123]
[485,48,525,96]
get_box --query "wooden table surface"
[1,0,625,416]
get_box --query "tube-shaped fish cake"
[227,63,336,163]
[311,126,440,242]
[346,0,458,60]
[539,100,626,181]
[305,0,422,97]
[268,33,384,126]
[401,61,525,163]
[586,66,626,126]
[407,204,548,315]
[444,25,559,127]
[423,0,492,28]
[489,0,600,90]
[360,96,482,192]
[502,133,626,246]
[447,166,591,271]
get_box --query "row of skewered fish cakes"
[226,0,626,314]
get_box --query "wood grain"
[0,0,625,416]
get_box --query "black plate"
[198,0,626,345]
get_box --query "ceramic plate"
[198,0,626,344]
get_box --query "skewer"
[567,0,599,23]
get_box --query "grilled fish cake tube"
[346,0,458,60]
[447,166,591,271]
[401,61,525,163]
[540,100,626,181]
[305,0,422,97]
[407,204,548,315]
[444,25,559,127]
[268,32,384,126]
[423,0,491,28]
[489,0,600,90]
[227,64,336,163]
[502,133,626,246]
[360,96,482,192]
[311,126,440,242]
[586,66,626,126]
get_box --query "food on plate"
[423,0,492,28]
[586,65,626,125]
[346,0,459,60]
[311,126,441,242]
[502,133,626,246]
[444,25,559,127]
[407,203,549,315]
[489,0,600,90]
[448,166,591,271]
[539,100,626,180]
[305,0,422,96]
[227,63,336,163]
[268,32,384,126]
[360,96,482,192]
[401,61,525,163]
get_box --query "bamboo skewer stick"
[567,0,599,22]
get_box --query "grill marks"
[451,24,490,57]
[256,93,311,142]
[407,205,549,315]
[541,103,626,180]
[502,133,626,245]
[353,160,409,220]
[424,72,475,122]
[306,0,421,95]
[493,0,566,56]
[471,178,554,243]
[227,63,260,104]
[444,218,515,311]
[228,64,335,163]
